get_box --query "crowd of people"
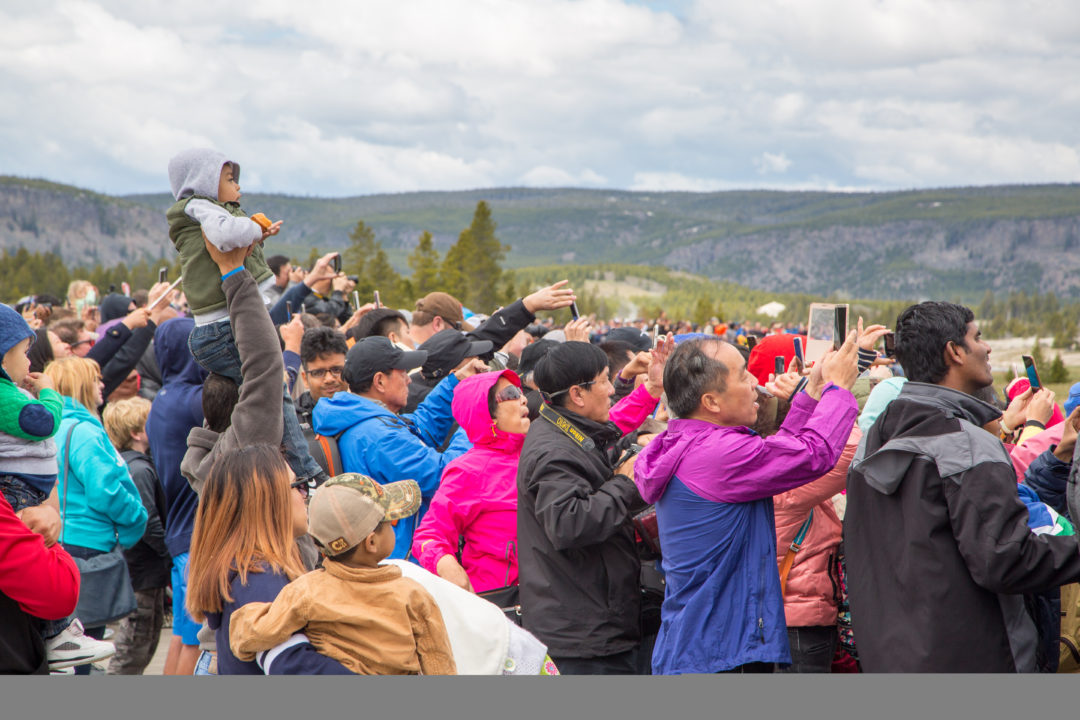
[4,148,1080,676]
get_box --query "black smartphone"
[793,336,805,372]
[374,290,381,309]
[746,335,757,351]
[285,301,293,322]
[1022,354,1042,390]
[570,301,580,321]
[774,356,786,376]
[331,254,342,274]
[883,332,896,358]
[833,306,848,351]
[158,267,168,284]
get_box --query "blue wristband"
[221,266,243,281]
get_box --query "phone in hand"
[352,291,361,311]
[1021,354,1042,390]
[570,301,580,321]
[774,356,786,376]
[793,336,805,372]
[746,335,757,351]
[286,301,293,322]
[158,267,168,284]
[331,254,342,274]
[883,332,896,358]
[374,290,381,309]
[833,305,848,351]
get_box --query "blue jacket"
[1024,449,1071,520]
[56,397,147,552]
[312,376,471,559]
[146,318,206,558]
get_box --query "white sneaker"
[46,619,116,670]
[102,627,115,641]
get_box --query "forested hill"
[4,175,1080,302]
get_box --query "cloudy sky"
[2,0,1079,197]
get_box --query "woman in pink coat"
[412,369,530,593]
[773,425,861,673]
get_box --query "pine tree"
[1048,353,1070,384]
[438,201,509,312]
[366,245,402,307]
[344,221,375,279]
[305,246,322,272]
[407,231,440,297]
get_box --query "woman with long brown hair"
[185,444,352,675]
[45,355,147,674]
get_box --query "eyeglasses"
[546,380,597,399]
[495,385,524,403]
[305,366,345,379]
[71,339,96,349]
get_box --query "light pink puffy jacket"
[773,426,860,628]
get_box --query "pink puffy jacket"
[773,426,861,628]
[412,369,661,593]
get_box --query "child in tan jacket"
[229,473,456,675]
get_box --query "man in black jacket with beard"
[846,301,1080,672]
[516,339,671,675]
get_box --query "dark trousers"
[777,625,837,673]
[551,646,642,675]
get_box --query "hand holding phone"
[353,291,361,311]
[374,290,382,309]
[883,332,896,358]
[331,254,342,274]
[570,301,580,321]
[774,356,786,377]
[158,267,168,284]
[793,336,805,373]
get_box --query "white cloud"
[754,152,792,175]
[1,0,1079,195]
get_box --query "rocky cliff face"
[0,179,169,267]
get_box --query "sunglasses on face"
[495,385,524,403]
[306,366,345,380]
[290,477,316,499]
[71,339,95,349]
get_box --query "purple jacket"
[634,386,857,674]
[636,388,857,504]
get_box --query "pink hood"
[452,370,526,455]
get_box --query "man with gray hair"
[633,334,859,674]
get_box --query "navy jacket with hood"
[146,317,206,558]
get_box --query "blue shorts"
[171,552,202,646]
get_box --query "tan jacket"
[229,561,457,675]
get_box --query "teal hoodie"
[56,397,147,552]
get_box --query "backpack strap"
[779,508,814,596]
[58,422,78,547]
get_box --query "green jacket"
[166,196,273,317]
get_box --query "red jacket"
[0,494,81,673]
[773,426,860,628]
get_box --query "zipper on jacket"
[758,552,767,643]
[504,540,516,588]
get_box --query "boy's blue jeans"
[188,319,324,481]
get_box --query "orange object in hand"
[251,213,272,230]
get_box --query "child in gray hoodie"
[166,148,327,485]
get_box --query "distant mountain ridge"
[4,175,1080,302]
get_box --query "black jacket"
[87,322,157,400]
[468,299,535,359]
[845,382,1080,672]
[0,590,47,674]
[121,450,171,592]
[516,403,644,659]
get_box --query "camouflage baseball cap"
[307,473,421,557]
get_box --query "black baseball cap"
[344,336,427,388]
[417,329,493,380]
[606,326,653,352]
